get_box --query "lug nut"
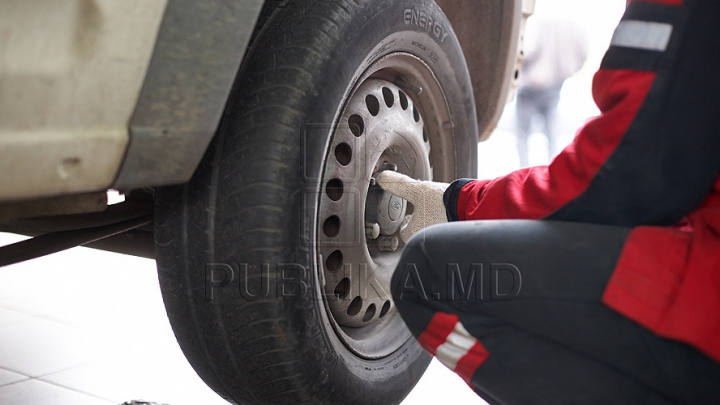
[369,177,377,187]
[378,235,399,252]
[365,222,380,240]
[382,162,398,172]
[394,77,423,95]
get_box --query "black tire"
[154,0,477,404]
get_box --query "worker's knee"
[393,221,492,279]
[390,221,534,309]
[391,223,481,307]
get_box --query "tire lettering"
[366,39,397,63]
[403,8,450,43]
[404,9,413,24]
[411,41,427,52]
[420,11,428,28]
[393,355,408,369]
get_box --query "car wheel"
[154,0,477,404]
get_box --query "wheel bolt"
[377,235,399,252]
[365,222,380,240]
[394,77,423,95]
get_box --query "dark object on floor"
[120,401,169,405]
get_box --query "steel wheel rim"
[317,52,453,359]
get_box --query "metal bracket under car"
[0,197,154,267]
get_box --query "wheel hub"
[365,185,407,236]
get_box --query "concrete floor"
[0,235,228,405]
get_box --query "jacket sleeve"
[445,0,720,227]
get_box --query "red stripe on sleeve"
[454,341,490,384]
[457,70,656,221]
[416,312,459,356]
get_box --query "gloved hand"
[375,171,450,243]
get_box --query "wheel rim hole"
[335,143,352,166]
[334,277,350,299]
[326,250,343,272]
[362,304,376,322]
[423,128,428,142]
[413,105,420,122]
[379,301,391,318]
[323,215,341,237]
[399,91,409,110]
[326,178,344,201]
[366,94,380,116]
[406,202,415,215]
[348,114,364,137]
[382,87,394,108]
[347,296,363,316]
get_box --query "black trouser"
[391,220,720,405]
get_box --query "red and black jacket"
[444,0,720,363]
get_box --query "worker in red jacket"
[377,0,720,403]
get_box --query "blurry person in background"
[515,15,588,167]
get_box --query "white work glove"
[375,171,450,243]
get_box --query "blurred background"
[0,1,626,404]
[478,0,626,179]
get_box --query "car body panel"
[113,0,265,190]
[0,0,167,201]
